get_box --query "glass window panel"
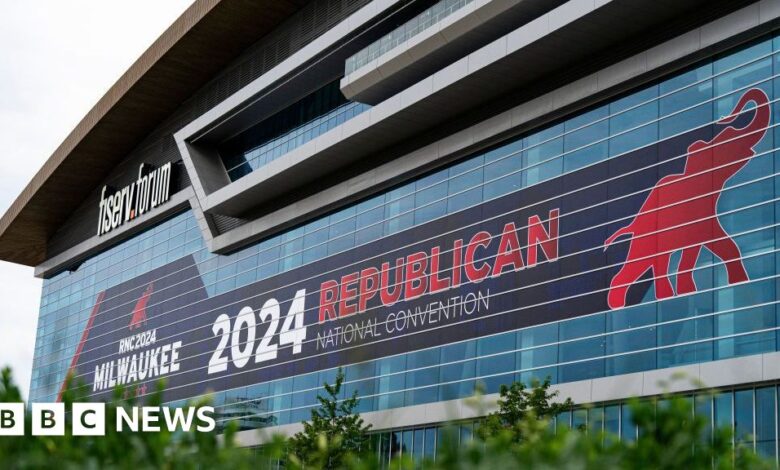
[384,185,415,234]
[714,38,772,74]
[606,350,656,375]
[658,341,713,368]
[715,279,775,311]
[714,392,733,436]
[405,366,439,390]
[695,394,713,444]
[402,430,414,457]
[484,139,522,164]
[566,105,608,131]
[378,433,391,464]
[564,142,609,172]
[660,86,713,138]
[355,198,384,246]
[557,410,572,431]
[523,125,563,186]
[519,323,558,348]
[441,341,476,361]
[658,290,713,323]
[415,181,448,224]
[448,161,483,213]
[449,154,484,175]
[407,348,440,369]
[460,423,473,443]
[572,408,588,431]
[756,387,776,458]
[559,358,604,382]
[424,427,436,459]
[346,361,376,381]
[477,352,515,393]
[390,431,403,458]
[621,404,636,442]
[257,245,280,279]
[658,317,713,346]
[716,304,776,359]
[477,332,516,355]
[523,157,562,186]
[560,314,605,341]
[714,58,773,117]
[292,372,318,391]
[560,336,605,362]
[439,361,475,400]
[328,216,356,255]
[519,344,557,369]
[413,428,425,460]
[607,302,656,331]
[484,152,522,199]
[565,119,608,153]
[610,86,658,114]
[607,326,656,354]
[605,404,620,437]
[589,406,605,435]
[734,389,754,445]
[291,387,318,410]
[610,123,658,157]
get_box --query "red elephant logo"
[129,283,153,330]
[604,88,770,310]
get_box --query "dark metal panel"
[206,0,760,223]
[41,0,375,263]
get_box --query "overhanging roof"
[0,0,304,267]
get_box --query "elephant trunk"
[604,224,633,250]
[717,88,771,148]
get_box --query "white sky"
[0,0,193,400]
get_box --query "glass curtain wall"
[30,33,780,434]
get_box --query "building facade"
[3,0,780,463]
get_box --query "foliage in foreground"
[286,375,773,470]
[476,377,573,442]
[287,368,372,468]
[0,367,265,469]
[0,365,775,469]
[421,392,770,470]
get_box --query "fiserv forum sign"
[97,162,172,237]
[64,89,770,403]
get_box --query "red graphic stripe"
[56,290,106,402]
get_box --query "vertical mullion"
[772,386,780,467]
[753,388,757,453]
[711,394,715,446]
[752,387,758,453]
[732,390,736,451]
[433,426,438,463]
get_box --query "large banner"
[63,88,771,403]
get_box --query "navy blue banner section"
[67,89,769,403]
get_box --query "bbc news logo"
[0,403,215,436]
